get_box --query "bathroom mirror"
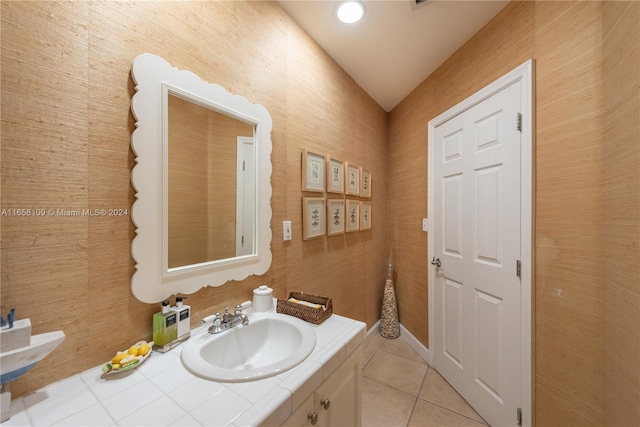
[130,53,272,303]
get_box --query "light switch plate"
[422,218,429,232]
[283,221,292,241]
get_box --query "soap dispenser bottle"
[153,300,177,348]
[171,296,190,339]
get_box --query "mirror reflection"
[167,92,256,269]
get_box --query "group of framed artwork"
[301,149,372,240]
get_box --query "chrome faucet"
[208,305,249,334]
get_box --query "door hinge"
[517,407,523,426]
[516,260,521,279]
[243,160,246,171]
[516,113,522,132]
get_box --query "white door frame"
[427,59,534,426]
[236,136,255,257]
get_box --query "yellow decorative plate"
[102,342,153,375]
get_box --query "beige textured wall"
[0,1,388,398]
[388,1,639,425]
[168,95,209,268]
[167,97,251,267]
[602,2,640,425]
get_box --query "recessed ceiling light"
[337,1,365,24]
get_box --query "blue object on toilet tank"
[7,308,15,328]
[0,308,15,329]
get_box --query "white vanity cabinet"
[282,345,362,427]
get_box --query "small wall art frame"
[361,169,371,198]
[326,199,345,236]
[346,199,360,232]
[302,197,326,240]
[345,162,360,196]
[360,201,371,230]
[302,149,325,192]
[326,156,344,194]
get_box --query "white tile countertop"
[2,312,366,427]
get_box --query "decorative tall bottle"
[380,263,400,339]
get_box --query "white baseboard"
[366,320,430,365]
[399,323,431,365]
[366,320,381,338]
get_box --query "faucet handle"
[208,312,223,334]
[222,306,232,322]
[234,304,242,315]
[213,312,222,326]
[200,313,218,326]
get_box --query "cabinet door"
[282,394,314,427]
[281,346,363,427]
[315,349,362,427]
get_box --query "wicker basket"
[276,291,333,324]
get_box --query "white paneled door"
[430,76,528,427]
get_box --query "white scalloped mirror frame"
[130,53,272,303]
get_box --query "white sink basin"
[181,312,316,382]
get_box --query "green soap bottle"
[153,300,178,346]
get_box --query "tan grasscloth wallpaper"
[1,0,388,398]
[388,2,639,426]
[1,1,638,426]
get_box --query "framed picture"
[302,149,325,192]
[326,156,344,194]
[346,199,360,232]
[360,201,371,230]
[361,169,372,198]
[326,199,345,236]
[302,197,326,240]
[345,162,360,196]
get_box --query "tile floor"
[361,333,488,427]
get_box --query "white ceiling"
[277,0,509,112]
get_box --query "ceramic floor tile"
[361,377,416,427]
[363,330,386,352]
[362,331,387,368]
[418,368,486,424]
[362,348,427,396]
[362,336,489,427]
[379,335,427,364]
[408,399,487,427]
[361,340,379,368]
